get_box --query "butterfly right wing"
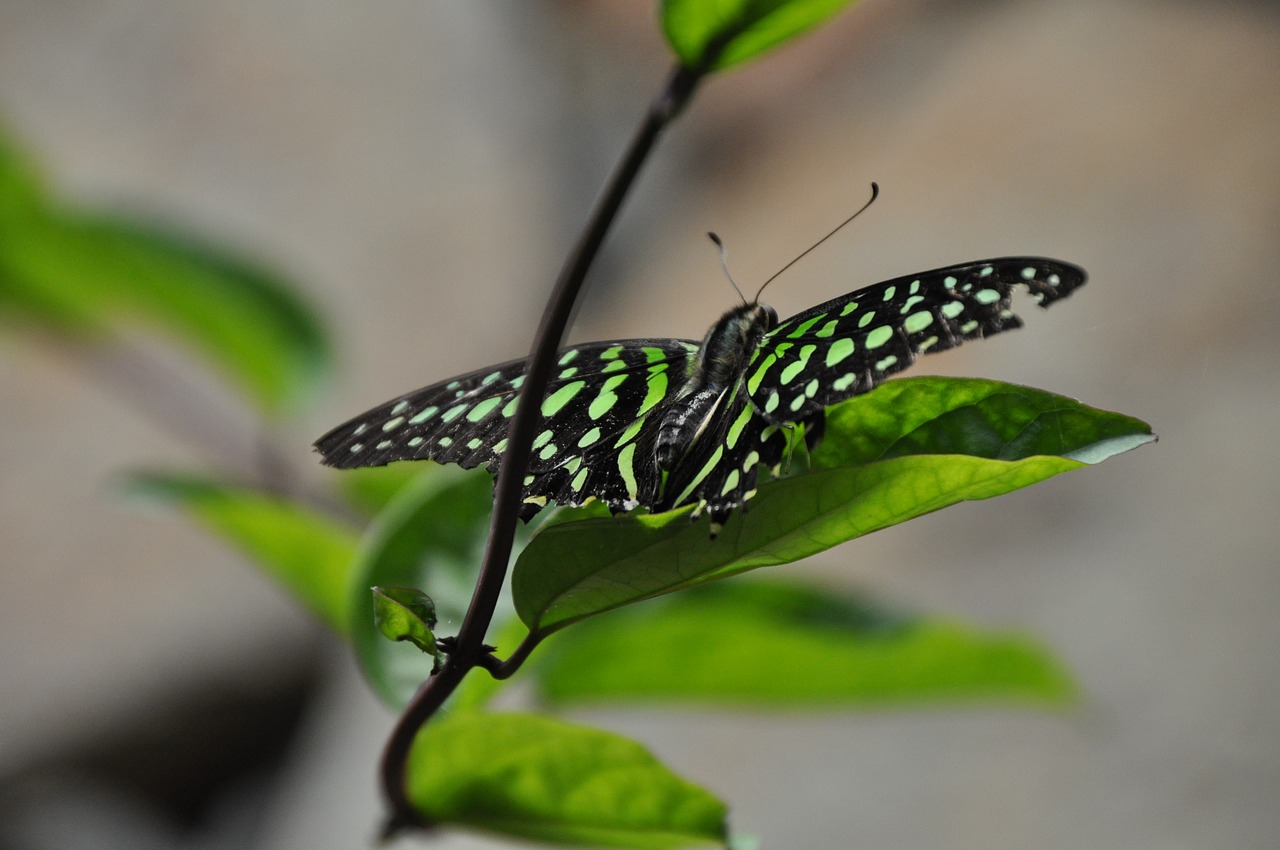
[314,339,699,514]
[745,257,1087,422]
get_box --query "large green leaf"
[533,578,1074,707]
[406,712,728,849]
[661,0,861,72]
[123,473,359,635]
[513,378,1154,637]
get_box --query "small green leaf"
[513,378,1154,637]
[534,578,1075,707]
[373,586,439,663]
[661,0,861,72]
[0,208,331,415]
[348,465,498,708]
[123,473,359,635]
[406,713,728,849]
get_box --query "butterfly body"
[656,301,775,470]
[315,257,1086,526]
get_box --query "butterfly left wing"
[315,339,699,515]
[745,257,1086,421]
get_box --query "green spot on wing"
[617,442,638,498]
[865,326,893,350]
[747,354,776,395]
[726,403,753,448]
[904,311,934,334]
[589,393,618,420]
[466,396,502,422]
[787,316,823,338]
[637,370,669,416]
[825,337,855,367]
[541,381,585,417]
[779,359,805,385]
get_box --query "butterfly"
[315,255,1086,529]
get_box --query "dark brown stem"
[47,331,358,524]
[377,63,702,836]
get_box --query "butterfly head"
[758,302,778,332]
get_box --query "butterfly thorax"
[655,302,777,469]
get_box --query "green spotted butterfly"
[315,256,1085,527]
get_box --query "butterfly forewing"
[745,257,1086,421]
[315,339,699,511]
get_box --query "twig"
[377,62,703,835]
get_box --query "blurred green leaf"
[373,586,440,663]
[661,0,861,72]
[0,209,331,414]
[123,473,358,635]
[334,462,435,516]
[0,122,45,224]
[513,378,1154,637]
[407,712,728,849]
[534,578,1075,707]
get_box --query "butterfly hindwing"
[315,339,699,512]
[745,257,1086,421]
[655,382,796,524]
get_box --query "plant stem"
[377,62,702,834]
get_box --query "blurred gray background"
[1,1,1277,848]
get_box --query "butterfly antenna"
[708,232,749,305]
[754,181,880,303]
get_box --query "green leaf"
[335,463,435,516]
[808,377,1155,469]
[661,0,861,72]
[513,378,1154,637]
[534,578,1075,707]
[0,207,331,415]
[0,123,46,225]
[406,713,728,849]
[348,465,499,708]
[373,586,440,663]
[123,473,359,635]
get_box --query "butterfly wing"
[745,257,1087,421]
[314,339,699,514]
[653,380,797,527]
